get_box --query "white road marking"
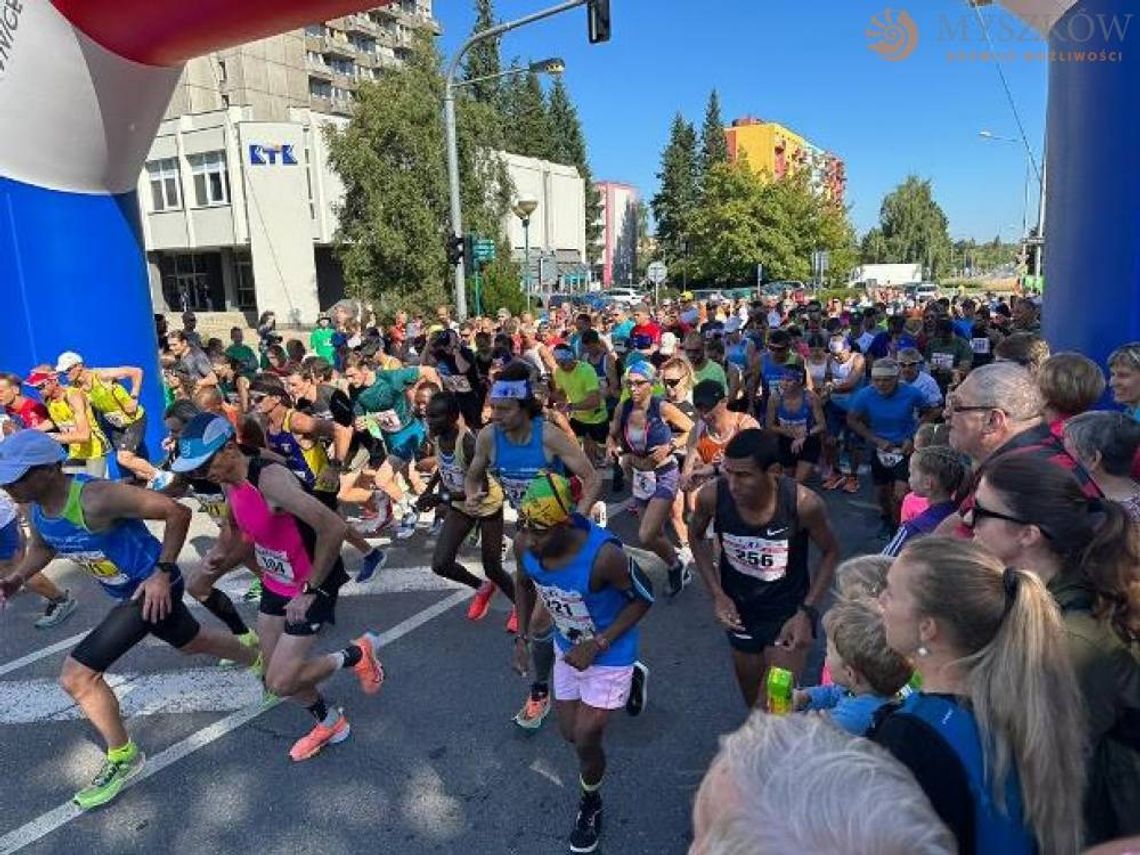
[0,588,472,855]
[0,667,264,724]
[0,632,88,679]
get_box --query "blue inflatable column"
[1042,0,1140,364]
[0,1,182,458]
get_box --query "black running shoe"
[626,661,649,717]
[569,797,603,853]
[665,561,691,598]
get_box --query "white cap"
[724,317,743,333]
[659,332,677,356]
[55,351,84,373]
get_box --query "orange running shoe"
[513,688,551,731]
[467,580,496,621]
[505,607,519,634]
[843,475,860,494]
[351,634,385,695]
[289,712,350,761]
[822,472,845,490]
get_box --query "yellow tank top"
[47,394,109,461]
[283,409,331,486]
[86,375,144,429]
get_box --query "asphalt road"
[0,478,885,855]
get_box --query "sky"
[436,0,1049,242]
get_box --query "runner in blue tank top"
[513,472,653,855]
[466,361,604,732]
[0,430,258,811]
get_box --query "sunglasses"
[627,378,651,388]
[249,393,270,404]
[898,361,921,368]
[965,499,1051,538]
[768,345,789,352]
[662,378,683,388]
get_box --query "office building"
[593,181,640,287]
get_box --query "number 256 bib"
[721,533,789,582]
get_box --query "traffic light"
[463,234,475,276]
[587,0,610,44]
[446,234,464,266]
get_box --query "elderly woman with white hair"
[1063,411,1140,520]
[690,713,955,855]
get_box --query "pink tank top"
[227,479,315,598]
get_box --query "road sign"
[473,238,496,262]
[647,261,667,285]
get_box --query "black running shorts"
[71,581,200,672]
[258,570,346,637]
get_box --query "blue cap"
[0,429,66,486]
[171,413,235,473]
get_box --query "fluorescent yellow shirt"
[554,362,608,424]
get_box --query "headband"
[625,362,656,382]
[490,380,531,400]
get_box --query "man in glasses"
[933,362,1100,536]
[512,471,653,855]
[682,332,728,393]
[0,429,258,809]
[896,348,943,411]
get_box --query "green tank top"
[87,375,144,429]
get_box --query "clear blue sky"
[437,0,1049,242]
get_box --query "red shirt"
[7,398,51,429]
[631,322,662,346]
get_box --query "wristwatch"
[798,602,820,624]
[302,583,328,598]
[156,561,179,575]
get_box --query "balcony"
[307,63,334,81]
[323,37,356,59]
[345,14,380,36]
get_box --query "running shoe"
[677,544,694,569]
[500,535,512,560]
[146,470,174,491]
[569,796,603,854]
[843,475,860,494]
[626,661,649,717]
[625,498,640,517]
[591,501,608,529]
[219,629,260,668]
[821,472,845,491]
[356,495,394,535]
[467,580,496,621]
[73,747,146,810]
[242,578,263,602]
[665,561,692,599]
[396,510,420,540]
[428,515,445,537]
[505,607,518,634]
[356,548,388,584]
[288,712,351,762]
[513,688,551,731]
[34,591,77,629]
[351,634,385,695]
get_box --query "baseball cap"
[171,412,236,474]
[659,332,677,356]
[25,368,56,387]
[0,429,66,485]
[55,351,84,373]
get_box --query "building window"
[217,58,227,83]
[309,78,332,98]
[234,252,256,311]
[162,253,216,312]
[304,24,324,36]
[304,139,316,219]
[146,158,181,212]
[187,152,230,207]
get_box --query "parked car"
[915,282,940,301]
[605,287,644,306]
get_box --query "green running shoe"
[73,748,145,810]
[242,578,263,602]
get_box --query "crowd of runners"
[2,287,1139,853]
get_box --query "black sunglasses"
[965,499,1051,538]
[662,378,683,388]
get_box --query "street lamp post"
[444,0,590,320]
[513,197,538,312]
[978,129,1046,277]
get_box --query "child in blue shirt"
[882,445,970,557]
[793,596,913,736]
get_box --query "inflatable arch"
[0,0,1137,458]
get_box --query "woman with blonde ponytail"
[968,453,1140,844]
[875,537,1085,855]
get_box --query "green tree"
[698,89,728,187]
[651,113,700,279]
[473,253,527,316]
[874,175,953,278]
[860,227,890,263]
[326,34,511,315]
[502,71,556,161]
[548,77,601,263]
[462,0,503,108]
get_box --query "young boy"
[793,596,912,736]
[882,446,968,558]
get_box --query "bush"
[816,287,864,303]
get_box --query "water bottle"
[765,667,794,715]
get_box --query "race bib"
[441,375,473,394]
[374,409,404,433]
[254,544,296,582]
[971,337,991,355]
[877,448,905,468]
[930,352,955,370]
[501,477,530,509]
[103,410,134,429]
[632,469,657,500]
[536,583,597,642]
[782,419,808,439]
[721,533,789,582]
[72,551,129,586]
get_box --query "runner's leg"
[431,507,484,589]
[729,649,766,709]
